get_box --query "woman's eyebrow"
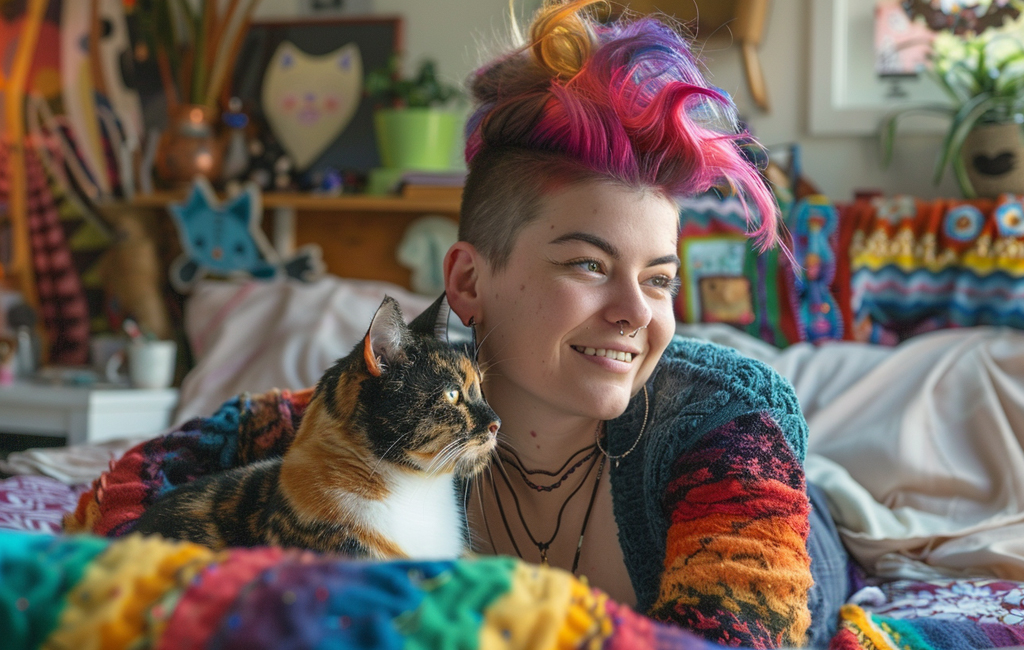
[549,232,619,258]
[550,232,680,268]
[649,254,681,269]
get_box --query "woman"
[429,1,850,647]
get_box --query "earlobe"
[444,241,483,327]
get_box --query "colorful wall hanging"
[60,0,112,197]
[167,178,324,292]
[675,195,800,348]
[788,196,843,343]
[0,0,49,320]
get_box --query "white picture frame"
[809,0,950,135]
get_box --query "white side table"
[0,381,179,445]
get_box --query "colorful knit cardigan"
[64,337,814,648]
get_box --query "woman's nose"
[608,277,652,333]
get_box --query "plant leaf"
[879,105,956,168]
[952,145,976,198]
[933,92,996,185]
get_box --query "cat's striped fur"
[133,297,499,559]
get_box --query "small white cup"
[106,340,177,389]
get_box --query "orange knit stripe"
[660,514,812,608]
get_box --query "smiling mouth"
[571,345,635,363]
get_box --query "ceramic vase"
[155,104,225,187]
[962,121,1024,198]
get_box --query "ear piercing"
[617,321,647,338]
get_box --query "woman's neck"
[484,376,602,473]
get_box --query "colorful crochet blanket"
[0,528,738,650]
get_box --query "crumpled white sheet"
[682,324,1024,581]
[0,439,139,485]
[175,276,434,424]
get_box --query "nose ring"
[617,321,647,338]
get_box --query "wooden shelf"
[95,190,462,296]
[114,191,461,215]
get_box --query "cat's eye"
[445,389,460,404]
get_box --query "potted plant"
[364,58,463,172]
[881,21,1024,198]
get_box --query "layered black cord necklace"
[476,385,649,574]
[488,433,607,574]
[500,441,599,492]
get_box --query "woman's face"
[476,181,680,422]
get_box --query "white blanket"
[175,277,434,424]
[681,324,1024,581]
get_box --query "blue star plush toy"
[167,178,324,292]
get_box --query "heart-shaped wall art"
[261,41,362,171]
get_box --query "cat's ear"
[338,44,358,71]
[408,293,450,342]
[364,296,409,376]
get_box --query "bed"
[4,275,1024,649]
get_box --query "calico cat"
[133,296,500,560]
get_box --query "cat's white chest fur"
[363,471,464,559]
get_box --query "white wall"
[698,0,959,201]
[253,0,961,201]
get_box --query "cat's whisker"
[424,439,463,476]
[496,437,522,456]
[370,430,416,478]
[476,352,529,376]
[435,447,466,478]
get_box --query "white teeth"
[573,346,633,362]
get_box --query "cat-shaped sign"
[261,41,363,171]
[167,178,324,292]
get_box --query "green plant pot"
[374,108,458,170]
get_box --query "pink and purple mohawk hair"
[463,0,783,253]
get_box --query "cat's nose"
[487,420,500,436]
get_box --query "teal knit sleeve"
[608,336,812,632]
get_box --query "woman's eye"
[445,389,460,404]
[572,259,602,273]
[647,274,681,295]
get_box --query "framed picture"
[809,0,949,135]
[231,16,403,181]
